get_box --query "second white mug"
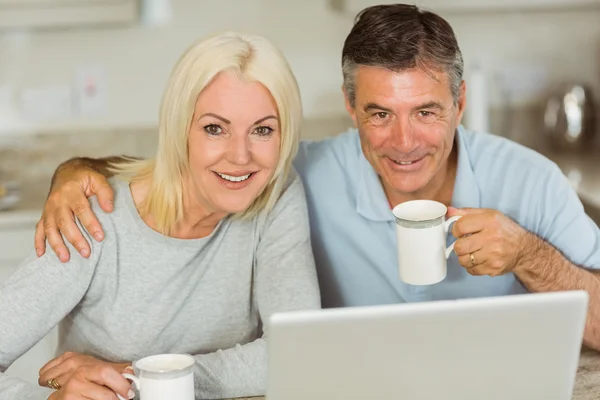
[392,200,461,285]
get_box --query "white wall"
[0,0,353,132]
[0,0,598,135]
[447,8,600,107]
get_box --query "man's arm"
[515,234,600,350]
[36,155,139,262]
[451,160,600,351]
[51,156,134,188]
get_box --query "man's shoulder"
[461,128,561,178]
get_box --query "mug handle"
[444,215,462,259]
[116,373,140,400]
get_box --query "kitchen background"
[0,0,600,383]
[0,0,599,186]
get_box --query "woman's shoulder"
[252,168,309,234]
[85,178,132,236]
[272,167,307,210]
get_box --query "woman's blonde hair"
[112,32,303,235]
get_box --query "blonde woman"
[0,32,320,400]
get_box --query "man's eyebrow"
[363,103,393,113]
[412,101,444,112]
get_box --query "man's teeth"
[395,160,415,165]
[217,172,251,182]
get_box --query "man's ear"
[342,86,358,128]
[455,80,467,125]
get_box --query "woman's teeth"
[217,172,251,182]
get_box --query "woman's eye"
[253,126,274,136]
[204,124,222,136]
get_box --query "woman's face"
[186,71,281,215]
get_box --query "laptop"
[266,291,588,400]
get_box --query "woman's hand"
[35,160,114,262]
[45,362,133,400]
[39,352,131,395]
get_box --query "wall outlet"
[75,66,107,117]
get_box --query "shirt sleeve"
[191,171,321,399]
[0,227,101,400]
[537,162,600,269]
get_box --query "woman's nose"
[228,134,251,165]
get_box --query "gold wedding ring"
[47,378,62,390]
[469,252,477,267]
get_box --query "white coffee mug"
[392,200,461,285]
[117,354,195,400]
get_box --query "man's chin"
[383,177,431,198]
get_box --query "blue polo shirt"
[293,126,600,308]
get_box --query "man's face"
[345,66,466,203]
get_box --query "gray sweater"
[0,172,321,400]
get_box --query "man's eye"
[204,124,222,135]
[374,112,388,119]
[419,111,433,117]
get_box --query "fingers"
[76,203,104,243]
[91,176,114,214]
[35,219,48,257]
[43,211,71,263]
[457,249,506,277]
[68,174,107,244]
[39,354,81,388]
[62,373,121,400]
[56,206,92,258]
[451,213,490,238]
[447,206,489,217]
[39,352,73,384]
[41,180,109,261]
[79,364,132,400]
[453,231,486,257]
[38,374,70,392]
[458,251,485,271]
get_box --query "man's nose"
[389,118,416,153]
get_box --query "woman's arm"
[190,173,321,399]
[0,222,101,399]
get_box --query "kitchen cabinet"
[0,221,60,385]
[0,0,139,30]
[337,0,600,14]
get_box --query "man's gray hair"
[342,4,464,107]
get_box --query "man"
[36,4,600,349]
